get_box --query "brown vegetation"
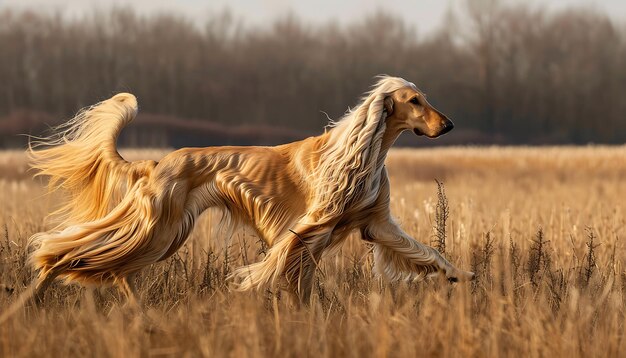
[1,146,625,357]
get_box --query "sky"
[1,0,625,34]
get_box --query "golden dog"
[23,76,474,308]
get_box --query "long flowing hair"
[27,94,161,283]
[307,76,415,223]
[233,76,417,294]
[28,93,154,227]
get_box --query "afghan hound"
[10,76,475,312]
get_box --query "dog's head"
[383,86,454,138]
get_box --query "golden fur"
[24,76,474,306]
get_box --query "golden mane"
[309,76,416,223]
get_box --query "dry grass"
[1,146,625,357]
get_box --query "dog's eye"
[410,97,420,105]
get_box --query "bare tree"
[0,3,624,146]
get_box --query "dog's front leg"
[363,220,474,282]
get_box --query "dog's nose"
[440,120,454,135]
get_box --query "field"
[1,146,625,357]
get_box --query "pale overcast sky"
[1,0,625,33]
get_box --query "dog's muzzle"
[414,120,454,138]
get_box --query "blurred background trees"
[0,1,624,147]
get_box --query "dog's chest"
[346,175,382,212]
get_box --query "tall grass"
[1,146,625,357]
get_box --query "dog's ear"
[383,96,394,116]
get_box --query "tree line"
[0,1,624,146]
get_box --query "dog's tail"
[0,94,189,323]
[0,94,146,324]
[29,93,155,226]
[27,93,165,275]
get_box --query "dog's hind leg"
[0,270,59,324]
[118,273,142,310]
[33,267,64,306]
[117,273,161,331]
[0,266,66,324]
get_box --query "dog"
[16,76,474,311]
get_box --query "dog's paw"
[0,284,14,295]
[445,269,475,283]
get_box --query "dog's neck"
[378,117,405,160]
